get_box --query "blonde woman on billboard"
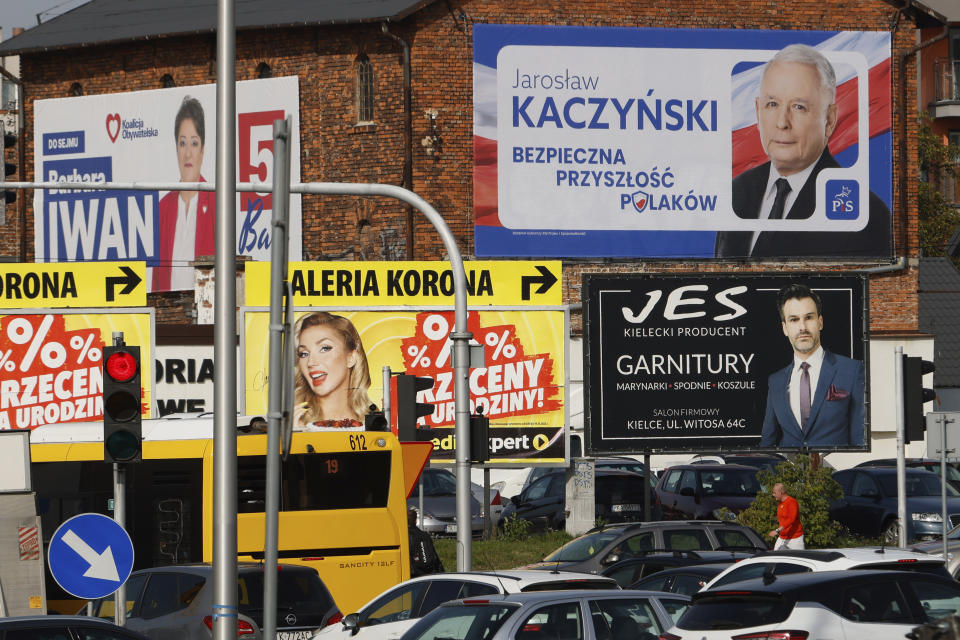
[293,311,373,429]
[152,95,216,291]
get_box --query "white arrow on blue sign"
[48,513,134,600]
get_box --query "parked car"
[855,458,960,492]
[662,569,960,639]
[628,563,733,595]
[87,563,340,640]
[470,479,506,523]
[912,522,960,578]
[831,467,960,543]
[654,464,763,520]
[600,551,747,588]
[408,467,484,536]
[498,469,650,533]
[522,520,767,574]
[311,570,619,640]
[0,616,150,640]
[512,456,656,501]
[701,547,950,590]
[400,589,690,640]
[688,452,788,474]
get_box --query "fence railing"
[934,58,960,102]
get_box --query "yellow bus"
[30,417,430,614]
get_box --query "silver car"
[89,563,341,640]
[399,589,690,640]
[408,468,484,536]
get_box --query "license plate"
[278,631,312,640]
[611,504,643,512]
[445,524,457,533]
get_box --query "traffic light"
[365,404,388,431]
[103,345,142,462]
[903,354,936,443]
[1,122,15,217]
[469,408,490,464]
[396,374,435,441]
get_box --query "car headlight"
[912,512,944,522]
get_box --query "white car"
[701,547,950,591]
[664,569,960,640]
[310,570,618,640]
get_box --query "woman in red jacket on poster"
[152,95,215,291]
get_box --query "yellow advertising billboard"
[244,261,562,307]
[0,310,153,429]
[0,262,146,308]
[243,308,567,464]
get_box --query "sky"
[0,0,88,40]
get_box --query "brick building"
[0,0,947,463]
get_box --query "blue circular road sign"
[48,513,134,600]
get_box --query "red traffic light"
[105,350,138,383]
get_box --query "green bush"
[737,454,845,548]
[499,514,533,542]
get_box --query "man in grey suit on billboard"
[715,44,890,259]
[760,283,864,447]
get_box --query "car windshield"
[404,603,518,640]
[417,471,458,496]
[543,530,624,562]
[700,470,762,496]
[878,474,960,497]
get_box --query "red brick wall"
[0,0,922,332]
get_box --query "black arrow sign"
[105,266,142,302]
[520,265,558,301]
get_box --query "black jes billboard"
[584,274,868,454]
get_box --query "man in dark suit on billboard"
[760,283,864,448]
[715,44,890,259]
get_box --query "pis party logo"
[826,180,859,220]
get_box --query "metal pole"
[644,454,651,521]
[263,117,291,640]
[382,366,392,425]
[942,413,949,563]
[213,0,238,638]
[483,468,491,540]
[897,346,906,548]
[111,331,126,626]
[112,463,126,626]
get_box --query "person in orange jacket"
[768,482,804,549]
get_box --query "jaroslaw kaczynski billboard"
[474,25,892,259]
[583,274,868,453]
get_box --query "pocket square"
[827,384,849,401]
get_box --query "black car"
[600,552,746,589]
[688,453,788,474]
[628,562,734,595]
[0,616,150,639]
[855,458,960,492]
[655,464,762,520]
[831,467,960,543]
[498,469,649,532]
[522,520,766,574]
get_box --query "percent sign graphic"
[4,316,101,372]
[484,328,516,361]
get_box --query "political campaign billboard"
[33,77,301,292]
[0,310,154,429]
[583,273,868,453]
[242,260,568,464]
[474,25,891,259]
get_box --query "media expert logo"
[105,113,159,143]
[826,180,859,220]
